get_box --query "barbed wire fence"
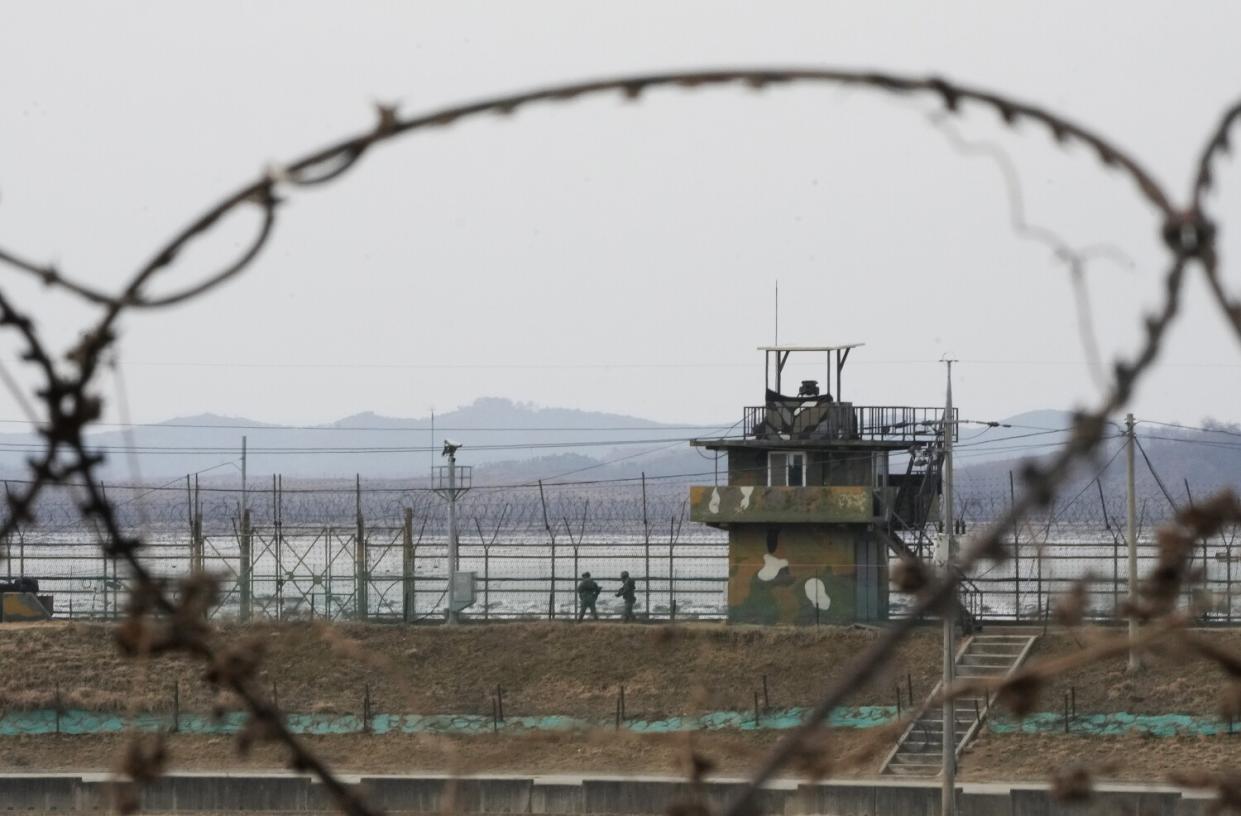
[4,472,1240,626]
[0,67,1239,813]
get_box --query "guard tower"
[690,345,954,625]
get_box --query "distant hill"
[2,399,1235,508]
[953,409,1075,467]
[957,416,1241,513]
[0,398,730,482]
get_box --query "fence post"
[101,546,108,620]
[240,509,252,622]
[325,525,333,620]
[355,475,368,621]
[1,481,10,582]
[99,481,111,619]
[1205,531,1211,619]
[1228,541,1234,625]
[275,474,283,620]
[403,508,414,623]
[1010,471,1019,621]
[192,511,203,574]
[192,507,205,621]
[538,480,556,619]
[1036,540,1043,621]
[191,474,204,587]
[642,473,651,620]
[668,515,677,620]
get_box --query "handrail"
[742,404,956,442]
[953,634,1039,761]
[877,634,975,775]
[955,566,984,634]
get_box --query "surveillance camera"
[441,439,462,457]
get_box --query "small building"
[689,345,953,625]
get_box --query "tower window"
[768,451,806,487]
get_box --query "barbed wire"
[0,66,1237,814]
[925,112,1134,390]
[0,475,1216,532]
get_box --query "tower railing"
[742,405,957,442]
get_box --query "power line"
[953,434,1123,460]
[20,358,1237,370]
[1138,419,1241,439]
[525,442,704,485]
[0,435,737,456]
[0,432,1094,495]
[0,415,1070,435]
[0,421,1063,457]
[1042,440,1128,524]
[1134,436,1180,512]
[0,418,735,433]
[1139,434,1241,450]
[954,426,1073,449]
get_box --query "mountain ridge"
[0,398,727,481]
[0,400,1234,497]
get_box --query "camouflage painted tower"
[690,345,952,625]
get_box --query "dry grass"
[14,621,1241,784]
[1017,629,1241,716]
[12,622,1241,720]
[963,731,1241,782]
[0,621,942,718]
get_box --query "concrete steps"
[879,632,1037,778]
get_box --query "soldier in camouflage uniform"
[615,570,637,622]
[576,572,601,621]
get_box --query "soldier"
[576,571,601,621]
[615,570,637,622]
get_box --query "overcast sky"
[2,1,1240,430]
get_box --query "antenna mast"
[774,280,779,345]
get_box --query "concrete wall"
[0,773,1206,814]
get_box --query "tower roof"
[755,343,864,353]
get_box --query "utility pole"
[241,436,247,513]
[449,448,458,624]
[355,474,367,621]
[192,475,203,575]
[239,436,251,622]
[940,359,957,816]
[434,441,469,625]
[1126,413,1140,672]
[402,507,415,623]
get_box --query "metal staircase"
[880,632,1037,777]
